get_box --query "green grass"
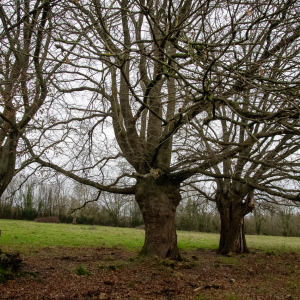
[0,220,145,251]
[1,219,300,253]
[246,234,300,253]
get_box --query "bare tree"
[0,0,67,197]
[184,0,300,253]
[25,0,300,259]
[190,121,300,253]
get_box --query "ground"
[1,246,299,300]
[1,220,300,299]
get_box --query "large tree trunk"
[135,175,182,260]
[217,192,254,254]
[0,133,18,198]
[219,208,248,254]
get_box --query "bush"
[135,225,145,230]
[34,216,60,223]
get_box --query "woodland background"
[1,175,299,238]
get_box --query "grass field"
[1,219,300,253]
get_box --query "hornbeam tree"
[25,0,300,259]
[188,118,300,254]
[0,0,68,197]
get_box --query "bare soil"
[1,247,299,300]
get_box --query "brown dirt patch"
[1,247,299,300]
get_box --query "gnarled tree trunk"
[135,175,182,260]
[219,206,248,254]
[217,191,254,254]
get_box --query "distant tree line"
[0,177,144,227]
[176,197,300,237]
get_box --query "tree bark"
[217,193,253,254]
[219,210,248,254]
[135,175,182,260]
[0,132,18,198]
